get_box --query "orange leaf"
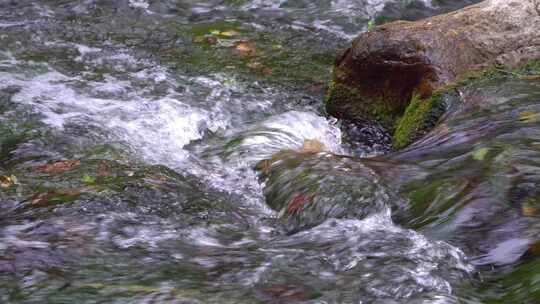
[36,160,81,173]
[286,192,316,215]
[234,41,256,55]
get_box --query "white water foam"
[0,22,28,28]
[128,0,150,10]
[331,0,434,15]
[287,212,472,294]
[0,49,238,166]
[4,69,211,164]
[330,0,388,17]
[235,110,344,163]
[191,109,344,214]
[0,50,342,218]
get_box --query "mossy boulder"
[326,0,540,148]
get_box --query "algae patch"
[325,79,402,131]
[162,20,341,86]
[393,91,448,149]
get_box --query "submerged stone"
[257,150,404,234]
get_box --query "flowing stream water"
[1,0,539,303]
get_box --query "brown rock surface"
[327,0,540,128]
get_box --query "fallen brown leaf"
[261,284,308,301]
[286,192,316,215]
[300,139,326,153]
[193,35,218,45]
[0,175,14,188]
[37,160,81,173]
[234,41,256,55]
[27,192,57,205]
[25,186,98,206]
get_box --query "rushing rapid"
[1,0,539,303]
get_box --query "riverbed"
[1,1,539,303]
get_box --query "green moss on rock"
[326,59,540,150]
[515,59,540,75]
[392,60,540,149]
[393,90,448,149]
[325,79,402,130]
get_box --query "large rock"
[255,140,405,234]
[326,0,540,148]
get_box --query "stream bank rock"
[326,0,540,148]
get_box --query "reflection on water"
[3,0,540,303]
